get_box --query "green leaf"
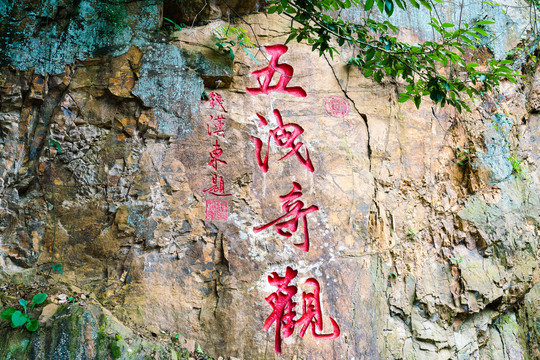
[394,0,405,10]
[1,307,16,321]
[459,35,473,44]
[419,0,432,11]
[467,62,480,67]
[51,264,64,274]
[430,90,444,102]
[413,95,421,109]
[267,5,279,14]
[50,140,62,153]
[285,33,295,44]
[364,0,375,10]
[19,299,28,313]
[435,53,446,66]
[32,293,47,305]
[441,23,455,28]
[365,48,376,61]
[466,30,481,39]
[376,0,385,13]
[11,311,27,327]
[473,27,489,36]
[507,75,517,84]
[163,17,184,31]
[475,20,494,25]
[26,319,39,332]
[397,94,410,102]
[285,5,295,13]
[385,0,394,16]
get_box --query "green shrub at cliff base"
[0,293,47,332]
[268,0,523,112]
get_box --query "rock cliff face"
[0,1,539,359]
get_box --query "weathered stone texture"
[0,2,539,360]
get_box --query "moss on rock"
[0,303,189,360]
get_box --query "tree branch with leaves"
[267,0,522,112]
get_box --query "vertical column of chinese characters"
[246,44,340,354]
[204,92,231,221]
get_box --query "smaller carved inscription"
[205,92,227,112]
[324,95,350,118]
[205,199,228,221]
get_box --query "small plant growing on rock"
[195,344,214,360]
[50,263,64,274]
[213,25,257,62]
[509,153,530,182]
[456,146,474,166]
[407,229,418,241]
[162,17,186,40]
[50,140,62,153]
[163,17,186,31]
[0,293,47,332]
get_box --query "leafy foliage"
[0,293,47,332]
[456,146,474,166]
[509,153,530,182]
[50,140,62,153]
[50,263,64,274]
[407,228,418,240]
[214,25,258,62]
[163,17,186,31]
[266,0,521,112]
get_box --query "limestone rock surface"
[0,1,539,360]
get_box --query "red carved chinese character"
[251,109,314,173]
[263,266,298,354]
[295,278,340,339]
[208,139,227,171]
[246,44,307,98]
[207,115,225,137]
[205,199,228,221]
[206,92,227,112]
[253,182,318,252]
[264,269,341,353]
[203,173,231,197]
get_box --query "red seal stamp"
[324,96,350,118]
[206,199,228,221]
